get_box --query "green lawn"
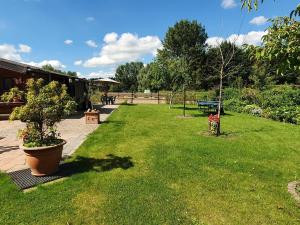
[1,104,300,225]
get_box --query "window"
[4,78,13,90]
[0,78,14,95]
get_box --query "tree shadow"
[119,103,138,106]
[193,112,234,117]
[100,120,125,126]
[59,154,134,176]
[100,107,116,114]
[0,145,19,154]
[172,106,198,111]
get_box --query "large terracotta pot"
[20,140,66,176]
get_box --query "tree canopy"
[42,64,78,77]
[115,62,144,92]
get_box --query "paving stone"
[0,105,118,172]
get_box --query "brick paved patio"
[0,104,118,172]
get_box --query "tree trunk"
[183,86,186,117]
[217,69,223,136]
[169,91,174,109]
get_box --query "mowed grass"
[1,104,300,225]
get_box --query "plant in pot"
[10,78,77,176]
[1,87,24,102]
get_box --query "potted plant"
[10,79,76,176]
[1,87,24,102]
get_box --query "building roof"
[0,58,86,81]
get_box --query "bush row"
[222,85,300,125]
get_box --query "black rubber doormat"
[8,168,65,190]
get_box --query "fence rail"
[107,92,167,104]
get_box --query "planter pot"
[20,140,66,176]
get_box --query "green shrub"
[261,85,300,108]
[243,104,263,117]
[196,90,217,101]
[1,87,24,102]
[10,79,77,147]
[223,98,247,113]
[241,88,261,105]
[223,88,240,100]
[265,106,300,124]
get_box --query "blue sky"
[0,0,298,78]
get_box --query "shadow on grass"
[171,106,198,111]
[100,107,116,114]
[100,120,125,127]
[60,154,134,176]
[193,112,234,118]
[119,103,138,106]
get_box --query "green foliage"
[223,98,247,113]
[263,106,300,124]
[258,17,300,78]
[260,85,300,108]
[241,0,300,18]
[10,79,77,147]
[138,61,168,92]
[167,58,191,91]
[241,88,261,104]
[115,62,144,92]
[158,19,207,60]
[241,0,263,10]
[222,85,300,124]
[1,87,24,102]
[223,88,240,100]
[42,64,78,77]
[242,104,263,116]
[158,19,207,90]
[205,42,253,89]
[243,2,300,84]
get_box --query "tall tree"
[158,19,208,89]
[167,58,190,114]
[138,61,168,92]
[207,41,238,135]
[115,62,144,92]
[205,42,253,89]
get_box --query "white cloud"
[104,32,118,43]
[250,16,268,26]
[80,70,115,79]
[0,44,25,61]
[0,42,66,71]
[227,31,267,45]
[206,37,225,47]
[74,60,83,66]
[27,60,66,70]
[85,40,98,48]
[206,30,267,47]
[64,39,73,45]
[221,0,237,9]
[83,32,162,68]
[86,17,95,22]
[18,44,31,53]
